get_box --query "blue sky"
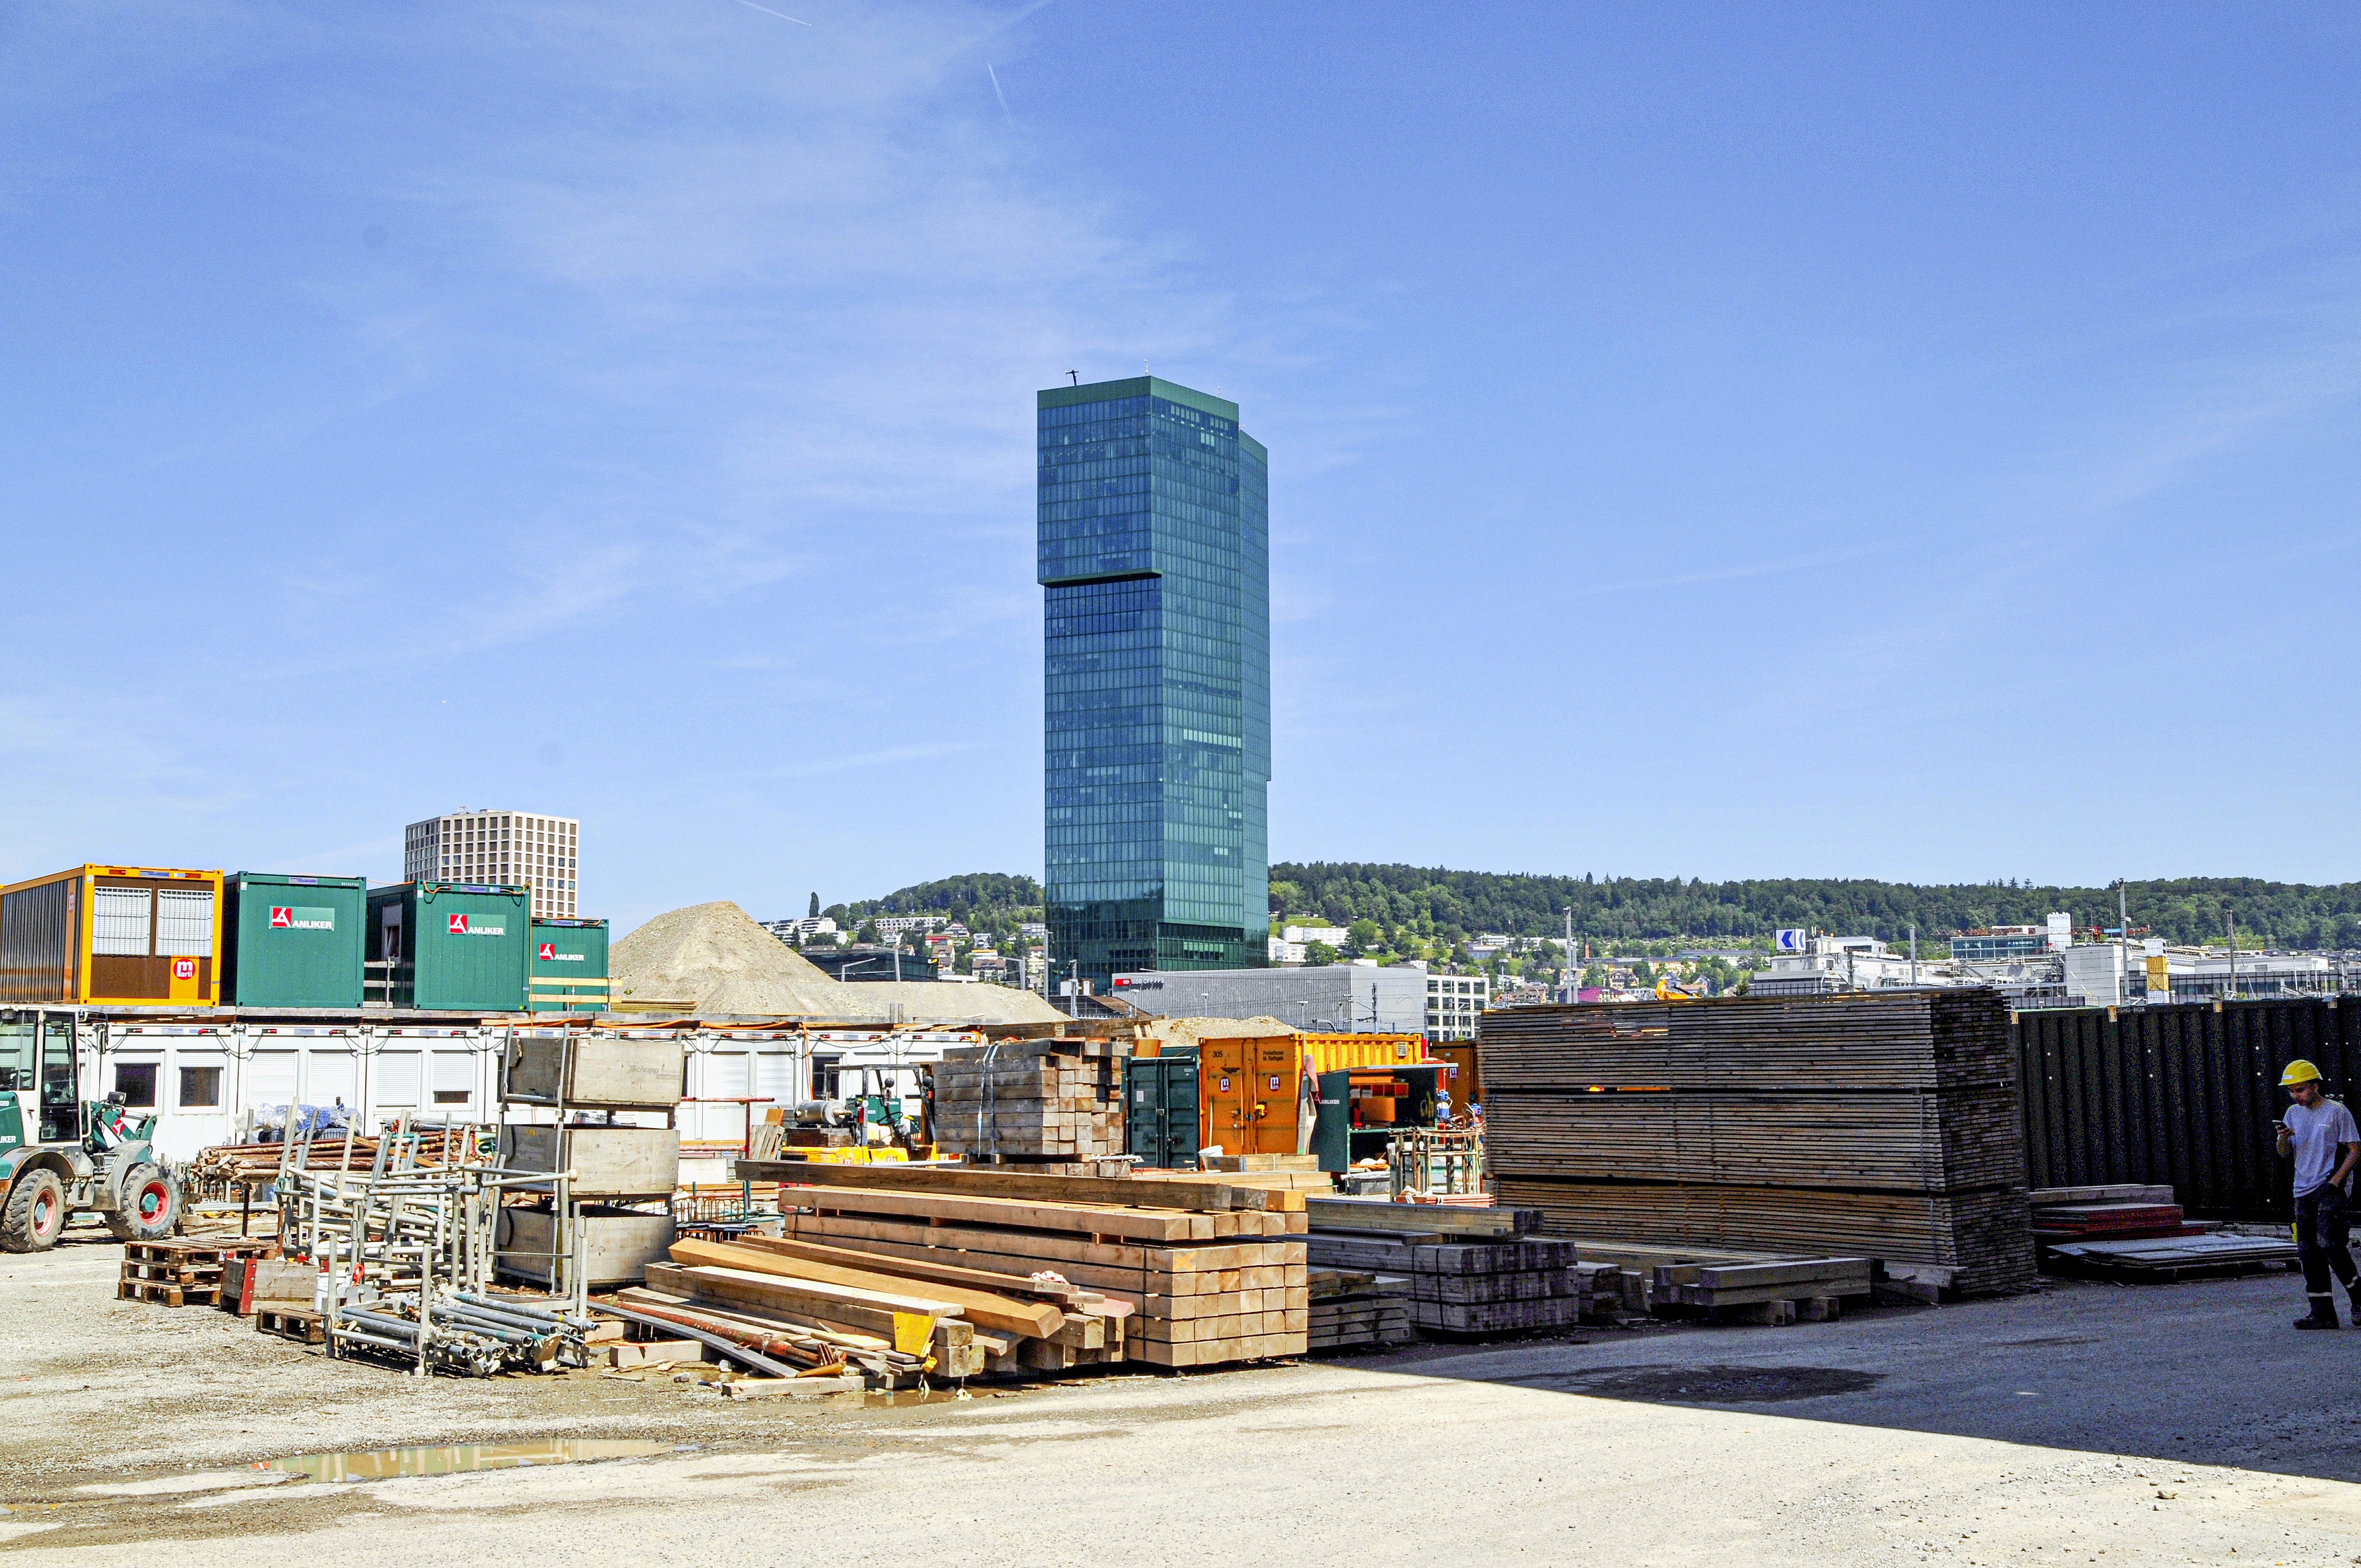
[4,2,2358,930]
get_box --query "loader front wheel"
[1,1169,67,1253]
[105,1166,179,1244]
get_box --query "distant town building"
[1109,964,1424,1035]
[795,945,911,982]
[1749,935,1927,997]
[1280,924,1348,947]
[1268,936,1308,965]
[404,809,578,919]
[1951,914,2072,963]
[763,916,839,943]
[1041,376,1270,990]
[1426,972,1489,1042]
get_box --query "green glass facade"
[1040,377,1269,990]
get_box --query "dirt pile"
[611,901,844,1015]
[611,901,1067,1024]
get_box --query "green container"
[367,883,530,1013]
[530,917,610,1014]
[222,873,367,1008]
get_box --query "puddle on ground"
[1507,1364,1885,1404]
[263,1440,673,1483]
[839,1387,989,1408]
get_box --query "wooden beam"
[670,1239,1060,1338]
[735,1159,1268,1213]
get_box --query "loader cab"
[0,1012,85,1148]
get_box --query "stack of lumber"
[732,1159,1308,1370]
[1482,991,2037,1297]
[930,1038,1129,1173]
[606,1285,930,1385]
[2044,1230,2299,1280]
[118,1239,275,1307]
[2028,1184,2205,1243]
[1307,1268,1413,1351]
[639,1234,1129,1381]
[1307,1199,1583,1336]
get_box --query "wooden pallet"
[123,1239,274,1268]
[122,1259,224,1284]
[256,1306,327,1344]
[118,1279,219,1307]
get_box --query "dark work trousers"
[2296,1183,2358,1298]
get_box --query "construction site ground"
[8,1227,2361,1565]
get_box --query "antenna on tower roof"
[1068,370,1078,385]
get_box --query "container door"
[1312,1070,1351,1173]
[1201,1040,1245,1153]
[155,888,215,1003]
[1248,1040,1295,1156]
[38,1015,80,1144]
[89,885,163,1001]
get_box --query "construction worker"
[2275,1059,2360,1329]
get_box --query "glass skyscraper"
[1039,375,1269,991]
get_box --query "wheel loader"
[1,1010,181,1251]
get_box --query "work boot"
[2296,1295,2341,1330]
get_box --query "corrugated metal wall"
[2013,997,2361,1219]
[0,878,77,1002]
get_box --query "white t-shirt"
[2285,1097,2359,1198]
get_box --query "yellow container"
[0,865,225,1006]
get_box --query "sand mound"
[1139,1015,1299,1050]
[612,900,1067,1025]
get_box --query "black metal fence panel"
[2011,998,2361,1219]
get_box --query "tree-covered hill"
[1270,863,2361,950]
[824,874,1043,934]
[822,865,2361,951]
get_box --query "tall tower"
[404,808,580,920]
[1039,377,1270,991]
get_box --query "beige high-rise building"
[403,809,580,919]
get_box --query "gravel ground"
[8,1228,2361,1565]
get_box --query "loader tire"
[1,1169,67,1253]
[105,1165,179,1244]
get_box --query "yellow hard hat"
[2280,1059,2323,1087]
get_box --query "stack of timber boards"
[932,1037,1129,1173]
[1308,1268,1413,1351]
[735,1159,1307,1369]
[645,1235,1131,1379]
[1307,1202,1582,1335]
[1483,990,2037,1297]
[2028,1184,2206,1243]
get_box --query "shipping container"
[529,917,610,1014]
[365,883,530,1013]
[221,873,367,1009]
[0,866,223,1005]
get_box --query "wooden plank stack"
[1307,1269,1413,1351]
[732,1159,1308,1370]
[930,1038,1130,1173]
[1482,990,2037,1297]
[1307,1199,1585,1336]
